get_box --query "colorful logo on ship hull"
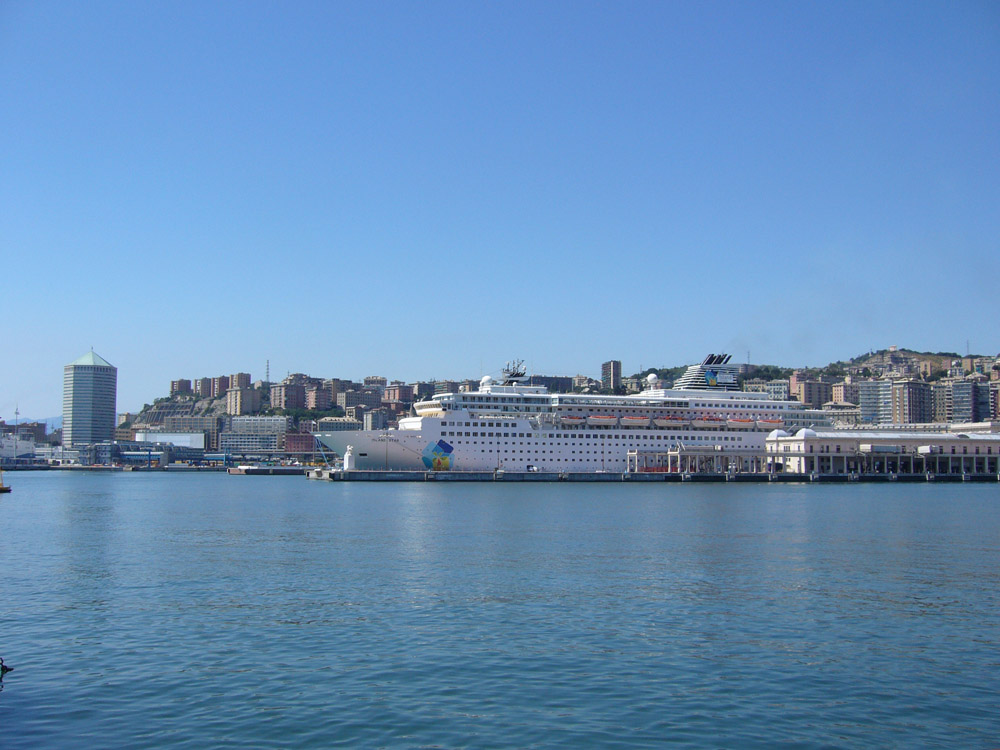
[422,439,455,470]
[705,369,718,387]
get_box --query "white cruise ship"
[314,356,829,472]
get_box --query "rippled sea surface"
[1,473,998,748]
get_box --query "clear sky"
[2,1,998,418]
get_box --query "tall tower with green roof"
[63,350,117,448]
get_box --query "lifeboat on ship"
[756,418,785,429]
[691,416,724,428]
[727,419,755,429]
[587,415,618,427]
[620,416,650,428]
[559,415,586,426]
[653,417,689,428]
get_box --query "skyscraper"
[63,350,117,447]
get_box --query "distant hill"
[630,347,997,385]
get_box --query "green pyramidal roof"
[68,350,115,368]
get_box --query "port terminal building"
[625,426,1000,477]
[765,428,1000,476]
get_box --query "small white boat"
[653,417,689,428]
[727,419,755,429]
[691,417,724,428]
[559,415,586,426]
[587,415,618,427]
[620,416,650,428]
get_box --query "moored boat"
[313,355,830,473]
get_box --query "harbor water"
[1,472,998,748]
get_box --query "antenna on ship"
[502,359,527,385]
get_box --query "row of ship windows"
[445,435,745,443]
[476,450,632,454]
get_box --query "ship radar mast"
[502,359,528,385]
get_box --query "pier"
[305,468,1000,483]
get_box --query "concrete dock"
[305,469,1000,483]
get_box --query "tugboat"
[0,468,11,494]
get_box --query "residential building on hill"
[270,383,306,410]
[305,385,333,410]
[859,380,892,424]
[226,387,260,416]
[170,379,192,395]
[891,380,933,424]
[601,360,622,391]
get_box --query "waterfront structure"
[285,431,317,457]
[63,350,117,448]
[1,420,47,442]
[766,428,1000,475]
[163,415,226,450]
[315,357,831,473]
[601,360,622,391]
[0,433,35,462]
[133,431,206,450]
[114,426,136,441]
[219,416,290,454]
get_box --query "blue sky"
[2,1,998,418]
